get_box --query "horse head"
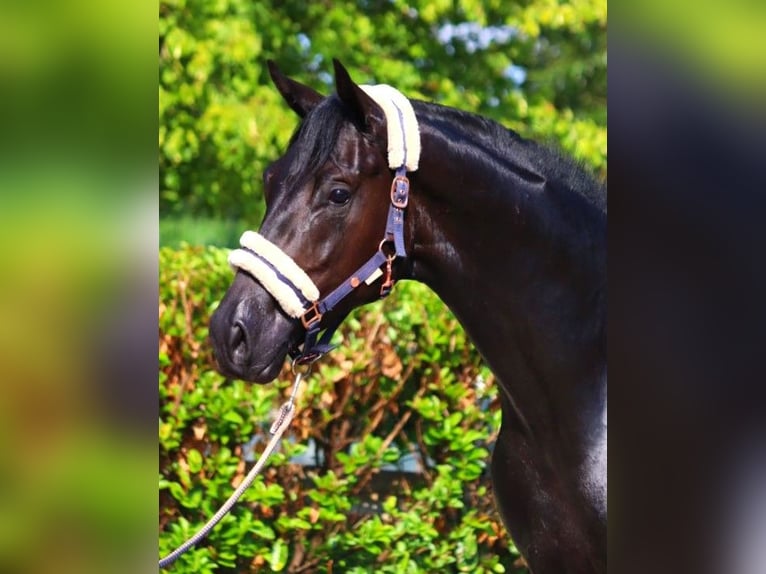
[210,60,408,383]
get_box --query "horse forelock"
[283,96,352,191]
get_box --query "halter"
[228,85,419,364]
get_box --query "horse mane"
[411,99,607,213]
[285,94,607,214]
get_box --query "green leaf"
[222,410,244,425]
[186,448,203,473]
[269,538,288,571]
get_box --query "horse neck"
[407,114,607,444]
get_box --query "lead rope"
[159,359,314,569]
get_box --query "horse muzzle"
[209,277,301,383]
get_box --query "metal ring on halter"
[378,238,397,259]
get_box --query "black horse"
[210,60,606,573]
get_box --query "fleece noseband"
[228,85,419,363]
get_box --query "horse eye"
[328,188,351,205]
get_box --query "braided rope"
[159,370,306,569]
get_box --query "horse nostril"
[230,321,249,364]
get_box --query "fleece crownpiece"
[360,84,420,172]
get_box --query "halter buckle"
[301,302,322,330]
[390,175,409,209]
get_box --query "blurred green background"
[159,0,607,247]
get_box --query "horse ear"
[332,59,386,139]
[267,60,323,118]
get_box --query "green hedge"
[159,246,527,573]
